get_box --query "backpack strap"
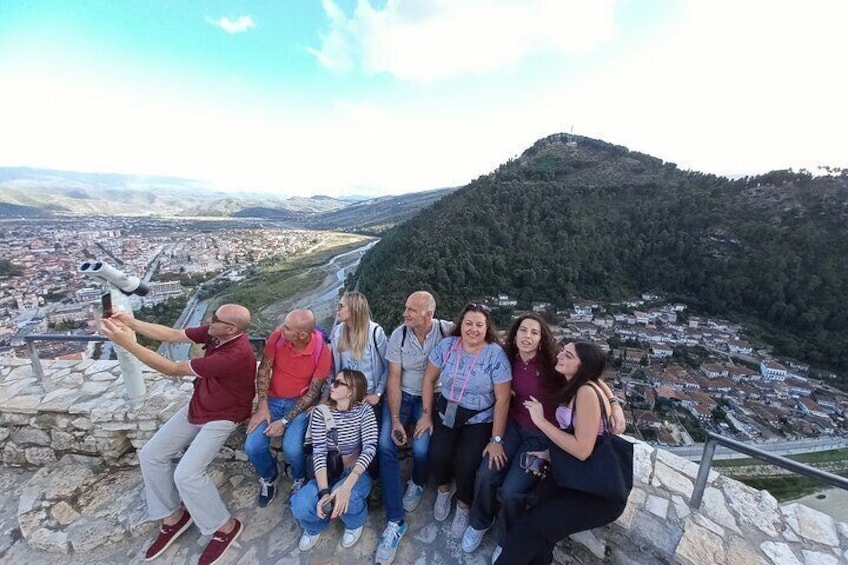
[310,329,325,368]
[313,403,338,448]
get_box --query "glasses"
[211,313,241,329]
[331,379,350,389]
[464,302,490,313]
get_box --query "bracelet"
[609,397,624,407]
[318,488,330,498]
[391,414,400,421]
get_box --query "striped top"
[309,403,378,473]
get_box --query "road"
[666,436,848,461]
[159,240,377,360]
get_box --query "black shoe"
[258,475,277,507]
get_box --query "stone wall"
[0,357,247,467]
[2,357,848,563]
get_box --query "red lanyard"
[447,339,483,404]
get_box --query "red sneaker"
[198,518,243,565]
[144,510,193,561]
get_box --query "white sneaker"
[298,530,322,551]
[461,525,488,553]
[450,506,470,539]
[375,520,408,564]
[492,545,502,563]
[433,485,455,522]
[341,525,364,548]
[402,480,424,512]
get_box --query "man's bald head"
[281,309,317,346]
[218,304,251,331]
[408,291,436,315]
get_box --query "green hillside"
[352,134,848,372]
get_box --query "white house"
[760,360,788,381]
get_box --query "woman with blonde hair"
[330,291,388,408]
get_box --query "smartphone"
[393,429,406,444]
[520,452,548,474]
[101,293,113,318]
[321,498,334,516]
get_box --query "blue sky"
[1,0,845,197]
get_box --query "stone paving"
[0,460,600,565]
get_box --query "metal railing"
[690,431,848,508]
[23,334,268,387]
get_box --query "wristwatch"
[491,435,503,444]
[281,417,290,426]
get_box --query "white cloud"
[310,0,617,81]
[208,15,256,35]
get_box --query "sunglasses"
[211,313,241,329]
[336,302,347,310]
[464,302,491,313]
[331,379,350,389]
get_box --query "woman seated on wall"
[462,315,625,560]
[495,341,628,565]
[415,302,512,539]
[290,369,378,551]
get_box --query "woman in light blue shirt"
[416,302,512,540]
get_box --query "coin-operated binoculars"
[79,260,150,401]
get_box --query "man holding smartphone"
[375,291,454,565]
[101,304,255,565]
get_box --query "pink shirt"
[555,404,605,435]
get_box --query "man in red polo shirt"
[244,308,332,507]
[101,304,256,565]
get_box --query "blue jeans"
[244,397,310,481]
[290,470,373,534]
[379,392,431,523]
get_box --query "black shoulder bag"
[549,383,634,505]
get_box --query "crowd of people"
[101,289,628,565]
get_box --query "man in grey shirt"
[375,291,453,565]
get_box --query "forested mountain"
[353,134,848,372]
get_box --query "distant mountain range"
[0,167,456,232]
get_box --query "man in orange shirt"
[245,309,332,507]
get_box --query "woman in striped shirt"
[291,369,378,551]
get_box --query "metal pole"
[26,338,47,389]
[690,437,717,508]
[110,289,146,401]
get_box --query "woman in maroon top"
[462,314,624,559]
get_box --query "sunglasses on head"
[464,302,490,314]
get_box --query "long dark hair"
[504,314,559,392]
[553,341,607,406]
[450,302,500,345]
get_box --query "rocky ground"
[0,460,599,565]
